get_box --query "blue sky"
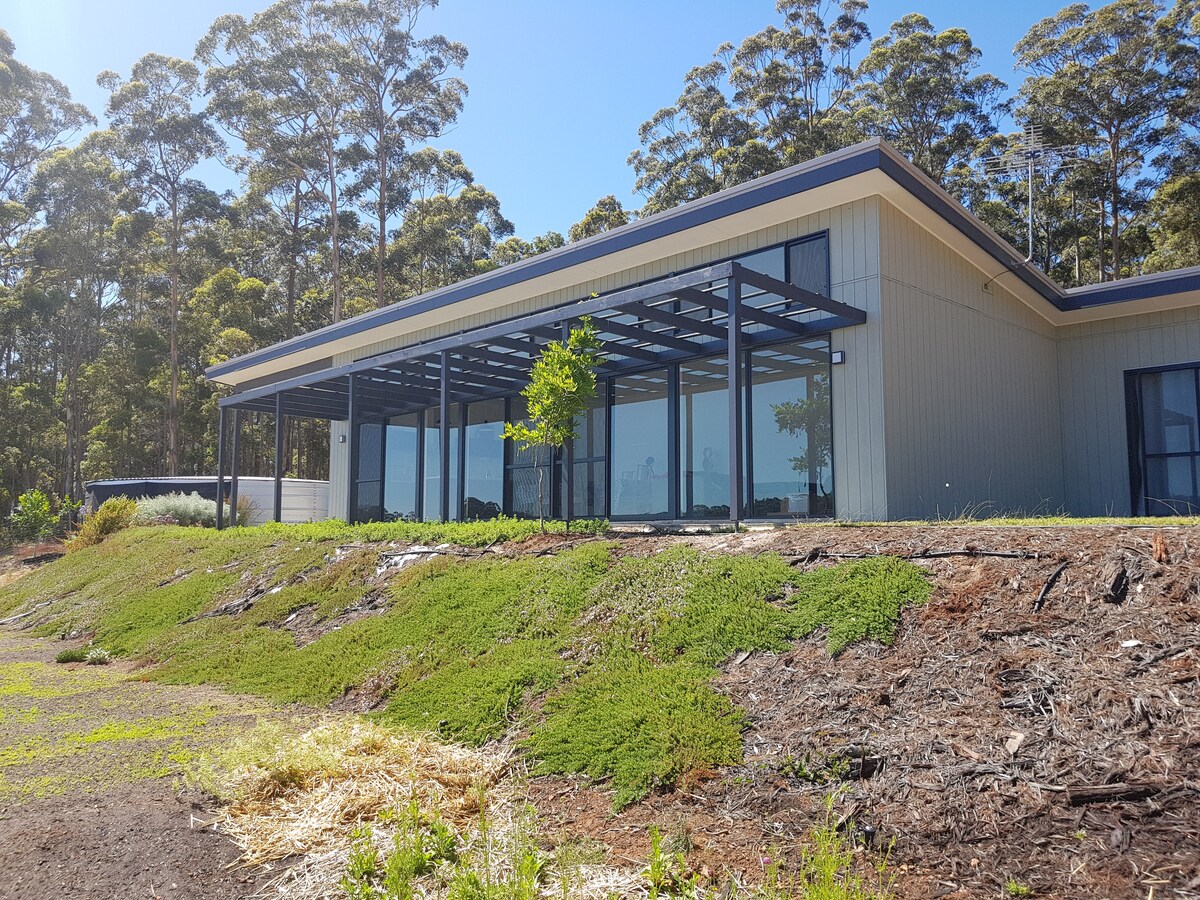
[5,0,1055,238]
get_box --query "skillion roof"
[207,138,1200,388]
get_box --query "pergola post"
[727,276,743,526]
[439,352,451,522]
[273,392,285,523]
[229,409,242,527]
[216,405,227,530]
[667,365,681,519]
[347,375,359,524]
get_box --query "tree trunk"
[1110,148,1121,279]
[286,178,301,339]
[168,195,180,476]
[376,137,388,310]
[328,134,342,324]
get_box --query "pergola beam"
[732,264,867,324]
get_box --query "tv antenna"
[984,124,1085,263]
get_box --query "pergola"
[216,260,866,527]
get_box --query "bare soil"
[0,632,289,900]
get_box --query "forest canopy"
[2,0,1198,518]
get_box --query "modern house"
[206,139,1200,525]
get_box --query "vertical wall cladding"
[328,197,889,521]
[878,200,1065,519]
[328,419,349,521]
[826,198,887,519]
[1057,306,1200,515]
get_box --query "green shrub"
[790,556,933,654]
[54,647,89,663]
[528,654,746,809]
[8,489,60,542]
[134,492,228,527]
[67,497,137,552]
[85,646,112,665]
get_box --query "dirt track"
[0,633,275,900]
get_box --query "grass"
[1,525,931,808]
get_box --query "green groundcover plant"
[0,526,930,807]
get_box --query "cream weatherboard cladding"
[1058,306,1200,515]
[326,197,888,521]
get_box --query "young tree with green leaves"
[503,318,603,532]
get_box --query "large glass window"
[422,406,460,521]
[354,421,384,523]
[506,397,551,520]
[567,385,607,519]
[464,399,505,520]
[611,371,670,519]
[679,358,731,519]
[1129,365,1200,515]
[383,414,420,521]
[749,340,833,518]
[788,234,830,298]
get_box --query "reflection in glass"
[750,340,833,518]
[506,397,550,520]
[1137,367,1200,514]
[679,359,730,518]
[422,406,460,521]
[355,421,383,523]
[571,388,607,518]
[383,414,419,521]
[464,399,505,520]
[611,371,669,519]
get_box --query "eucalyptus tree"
[492,231,565,266]
[851,14,1006,191]
[388,148,513,296]
[199,0,356,323]
[98,54,223,475]
[0,29,94,260]
[22,141,124,502]
[628,58,777,214]
[1158,0,1200,127]
[728,0,870,164]
[568,195,631,242]
[1015,0,1180,279]
[335,0,467,309]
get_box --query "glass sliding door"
[422,406,460,521]
[610,370,670,519]
[1129,365,1200,515]
[383,413,420,522]
[749,339,833,518]
[463,399,505,520]
[678,358,731,519]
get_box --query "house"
[205,139,1200,524]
